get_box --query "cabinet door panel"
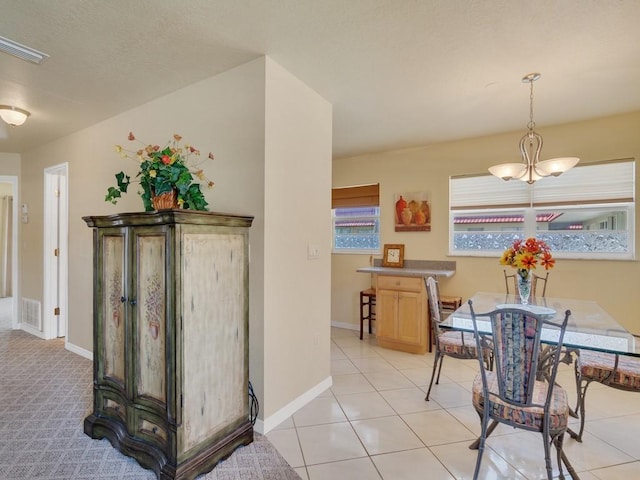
[376,289,398,340]
[101,233,126,386]
[180,232,248,454]
[135,232,167,404]
[397,291,422,346]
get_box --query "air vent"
[0,35,49,65]
[21,298,42,331]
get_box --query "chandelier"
[488,73,579,184]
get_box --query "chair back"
[503,269,550,298]
[469,302,570,409]
[425,276,443,324]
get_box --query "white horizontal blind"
[451,159,635,210]
[532,160,634,206]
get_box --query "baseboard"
[254,376,333,435]
[331,320,376,335]
[330,321,358,331]
[66,341,93,360]
[19,323,45,339]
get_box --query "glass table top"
[441,292,638,357]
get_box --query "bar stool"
[359,288,376,340]
[440,295,462,313]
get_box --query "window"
[449,159,635,259]
[332,184,380,253]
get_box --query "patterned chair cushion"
[439,331,477,356]
[577,350,640,390]
[472,372,569,430]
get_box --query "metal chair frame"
[504,269,549,298]
[468,301,576,480]
[424,276,490,401]
[573,350,640,442]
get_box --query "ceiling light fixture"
[0,35,49,64]
[488,73,579,184]
[0,105,30,126]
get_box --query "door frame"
[43,163,69,340]
[0,176,19,329]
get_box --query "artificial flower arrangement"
[105,132,215,211]
[500,237,555,279]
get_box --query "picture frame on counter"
[382,244,405,268]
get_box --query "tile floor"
[267,327,640,480]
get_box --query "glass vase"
[517,270,532,305]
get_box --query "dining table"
[441,291,638,357]
[441,291,638,480]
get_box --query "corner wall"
[18,56,333,432]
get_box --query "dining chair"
[573,349,640,442]
[468,301,576,480]
[424,276,490,401]
[504,269,549,298]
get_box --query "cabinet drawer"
[377,276,423,292]
[133,410,168,448]
[97,390,126,422]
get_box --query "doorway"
[0,177,18,330]
[43,164,68,339]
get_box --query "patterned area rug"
[0,313,299,480]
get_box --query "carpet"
[0,313,299,479]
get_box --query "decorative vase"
[401,207,413,225]
[395,196,407,224]
[152,189,179,210]
[517,270,532,305]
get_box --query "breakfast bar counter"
[357,260,456,354]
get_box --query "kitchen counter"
[356,259,456,278]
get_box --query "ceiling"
[1,0,639,158]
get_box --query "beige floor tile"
[589,461,640,479]
[379,387,444,414]
[430,359,478,383]
[307,456,382,480]
[430,439,528,480]
[351,356,397,373]
[335,391,397,420]
[341,344,384,359]
[397,366,430,387]
[292,396,348,427]
[563,429,635,471]
[331,373,376,395]
[381,354,430,370]
[294,466,310,480]
[444,404,514,438]
[486,430,573,479]
[330,343,347,360]
[363,371,414,391]
[331,358,359,375]
[352,416,424,455]
[401,409,476,446]
[266,427,305,468]
[371,448,455,480]
[297,422,367,465]
[579,414,640,459]
[423,381,473,408]
[271,416,295,431]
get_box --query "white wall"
[261,58,333,426]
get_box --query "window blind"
[450,159,634,210]
[331,183,380,209]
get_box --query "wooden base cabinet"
[83,210,253,480]
[375,275,429,354]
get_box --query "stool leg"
[359,292,365,340]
